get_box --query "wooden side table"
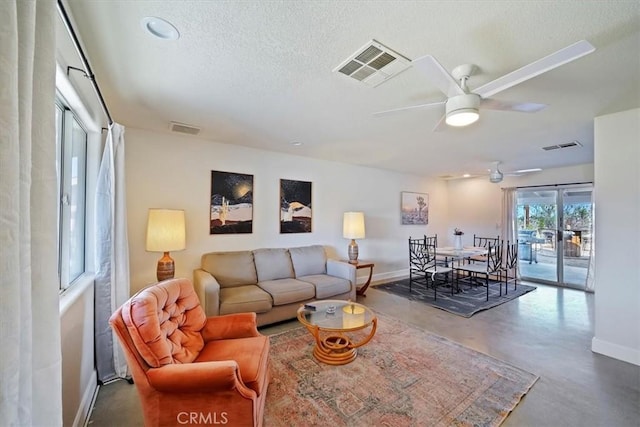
[342,260,375,296]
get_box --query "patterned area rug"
[374,278,536,318]
[264,314,538,426]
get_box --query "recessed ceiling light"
[462,173,471,178]
[141,17,180,40]
[290,141,303,146]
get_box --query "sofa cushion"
[195,335,270,396]
[201,251,257,288]
[219,285,272,315]
[289,245,327,277]
[298,274,352,299]
[122,278,206,367]
[258,278,315,305]
[253,248,294,281]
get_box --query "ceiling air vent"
[333,39,411,87]
[169,121,200,135]
[542,140,582,151]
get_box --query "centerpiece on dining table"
[453,228,464,250]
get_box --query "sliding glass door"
[515,184,593,289]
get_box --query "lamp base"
[156,252,175,281]
[348,239,359,264]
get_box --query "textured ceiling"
[60,1,640,178]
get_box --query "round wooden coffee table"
[297,300,377,365]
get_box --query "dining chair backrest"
[504,240,518,270]
[474,234,501,248]
[409,237,429,270]
[424,234,437,248]
[486,241,504,274]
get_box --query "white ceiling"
[60,1,640,178]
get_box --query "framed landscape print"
[280,179,312,233]
[210,170,253,234]
[401,191,429,225]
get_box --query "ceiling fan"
[486,161,541,183]
[374,40,595,131]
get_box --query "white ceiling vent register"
[333,40,411,87]
[169,121,201,135]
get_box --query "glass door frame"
[516,183,593,290]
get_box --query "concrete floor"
[88,282,640,427]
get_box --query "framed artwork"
[280,179,312,233]
[210,170,253,234]
[401,191,429,225]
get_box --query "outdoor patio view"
[516,187,593,289]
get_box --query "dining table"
[435,246,488,267]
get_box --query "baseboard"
[74,370,98,427]
[369,269,408,285]
[592,337,640,366]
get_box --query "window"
[56,97,88,290]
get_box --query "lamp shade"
[146,209,186,252]
[343,212,365,239]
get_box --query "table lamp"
[146,208,186,281]
[343,212,365,264]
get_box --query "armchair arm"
[201,312,261,341]
[327,259,357,293]
[147,361,255,398]
[193,269,220,316]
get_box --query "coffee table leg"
[305,320,377,365]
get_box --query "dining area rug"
[264,314,537,426]
[374,278,536,318]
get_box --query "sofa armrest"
[201,312,261,341]
[327,259,357,293]
[194,269,220,316]
[147,361,255,398]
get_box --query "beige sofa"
[193,245,356,326]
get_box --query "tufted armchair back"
[121,278,207,367]
[111,277,271,426]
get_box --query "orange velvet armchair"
[109,278,270,427]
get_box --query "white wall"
[445,164,594,245]
[592,108,640,366]
[125,128,449,294]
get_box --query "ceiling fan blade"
[481,98,547,113]
[474,40,595,98]
[373,100,444,117]
[412,55,466,98]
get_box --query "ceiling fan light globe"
[489,170,504,183]
[445,94,481,127]
[446,109,479,126]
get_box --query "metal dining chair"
[502,240,519,294]
[455,240,504,301]
[408,237,454,299]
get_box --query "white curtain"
[95,123,131,382]
[501,187,518,244]
[0,1,62,425]
[501,187,520,276]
